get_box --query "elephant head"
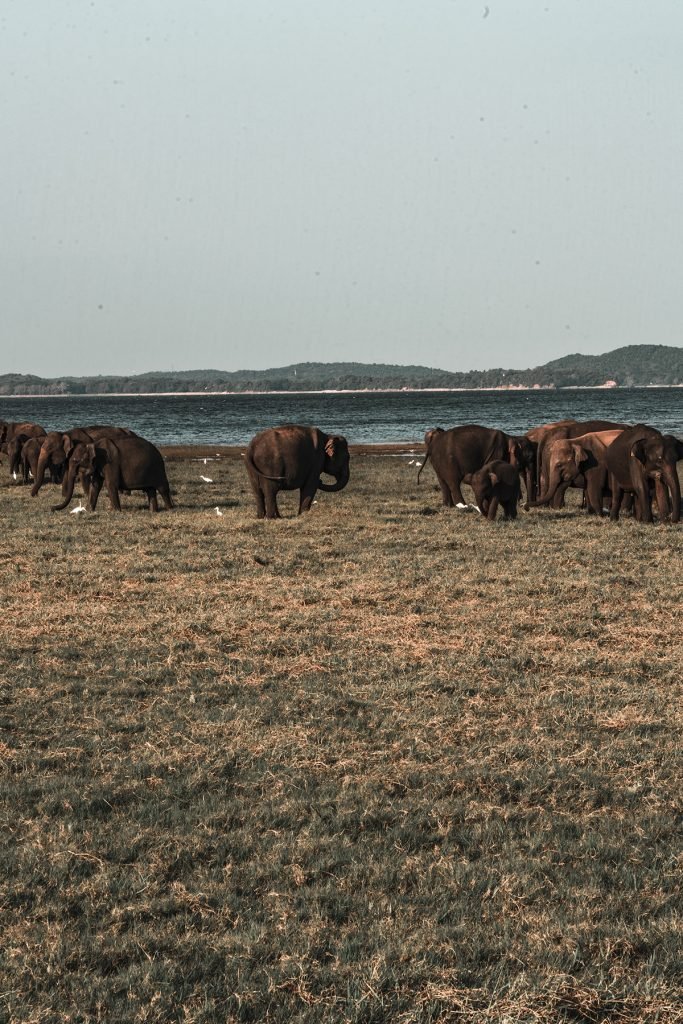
[317,435,350,492]
[630,436,680,523]
[31,433,74,496]
[528,440,587,507]
[508,436,537,502]
[51,442,102,511]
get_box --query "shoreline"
[2,384,682,399]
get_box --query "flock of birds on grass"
[1,414,681,525]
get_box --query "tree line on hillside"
[1,345,681,395]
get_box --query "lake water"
[1,389,681,446]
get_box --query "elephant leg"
[299,475,318,514]
[248,474,267,518]
[609,478,624,521]
[104,467,122,511]
[159,484,174,509]
[633,481,652,523]
[436,477,454,506]
[487,496,500,521]
[654,478,670,522]
[263,482,280,519]
[146,488,159,512]
[89,476,103,511]
[449,478,466,506]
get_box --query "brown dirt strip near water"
[160,442,423,460]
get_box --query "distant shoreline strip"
[2,384,682,399]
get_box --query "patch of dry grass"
[1,453,682,1023]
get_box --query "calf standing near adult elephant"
[417,425,529,507]
[470,461,521,520]
[245,425,350,519]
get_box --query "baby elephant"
[469,460,520,520]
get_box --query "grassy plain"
[1,451,682,1024]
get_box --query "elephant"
[52,436,173,512]
[524,419,577,500]
[7,433,55,484]
[527,429,624,514]
[604,425,681,523]
[535,420,628,504]
[469,460,521,520]
[31,426,137,496]
[417,425,530,507]
[245,424,350,519]
[0,420,46,446]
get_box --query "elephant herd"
[1,416,681,524]
[419,419,682,524]
[0,421,173,512]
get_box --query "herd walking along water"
[2,412,681,523]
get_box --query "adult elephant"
[53,437,173,512]
[527,429,624,514]
[536,420,628,505]
[31,426,136,496]
[417,425,529,507]
[525,419,577,500]
[0,421,46,446]
[604,425,680,523]
[245,424,350,519]
[470,460,521,520]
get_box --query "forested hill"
[1,345,682,395]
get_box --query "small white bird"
[214,506,223,516]
[408,460,415,465]
[12,471,17,480]
[456,502,469,510]
[70,501,86,515]
[200,475,213,483]
[203,458,208,465]
[415,461,422,468]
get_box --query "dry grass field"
[1,450,682,1023]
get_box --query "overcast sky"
[3,1,682,377]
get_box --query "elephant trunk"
[30,448,50,496]
[526,468,564,508]
[51,465,77,511]
[524,465,535,504]
[318,465,350,492]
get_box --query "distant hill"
[1,345,682,395]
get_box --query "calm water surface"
[1,389,681,446]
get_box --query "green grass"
[1,453,682,1023]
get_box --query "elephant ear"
[62,434,76,458]
[630,440,647,464]
[571,444,588,465]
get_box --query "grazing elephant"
[245,424,350,519]
[470,460,521,520]
[528,429,624,514]
[53,436,173,512]
[604,425,680,523]
[535,420,628,504]
[417,424,528,507]
[31,426,136,496]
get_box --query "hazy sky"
[3,1,682,376]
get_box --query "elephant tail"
[416,448,431,484]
